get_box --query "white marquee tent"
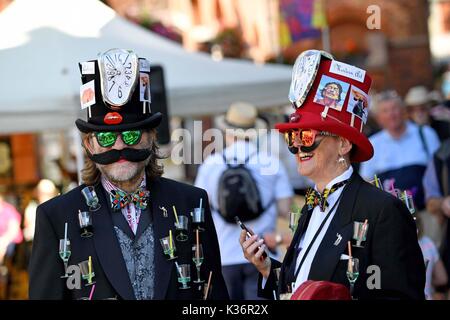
[0,0,292,134]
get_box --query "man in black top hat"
[28,48,228,300]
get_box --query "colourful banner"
[312,0,327,29]
[279,0,326,43]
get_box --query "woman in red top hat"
[239,50,425,299]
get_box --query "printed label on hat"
[346,85,369,123]
[139,73,151,102]
[329,60,366,83]
[80,80,96,109]
[81,62,95,75]
[313,75,350,111]
[139,59,151,72]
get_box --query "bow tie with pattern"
[305,180,348,211]
[110,188,150,211]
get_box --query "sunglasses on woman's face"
[284,129,336,149]
[94,130,142,148]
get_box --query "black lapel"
[135,208,152,240]
[279,205,311,292]
[110,207,135,240]
[91,184,136,300]
[148,177,176,300]
[308,172,363,281]
[283,205,310,265]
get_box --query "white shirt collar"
[101,175,147,195]
[314,165,354,192]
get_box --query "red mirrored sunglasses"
[284,129,337,148]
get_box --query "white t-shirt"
[359,122,440,180]
[195,140,294,266]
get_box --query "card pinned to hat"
[80,80,96,118]
[81,61,95,75]
[139,72,151,114]
[346,85,369,129]
[313,75,350,117]
[139,59,151,72]
[329,60,366,83]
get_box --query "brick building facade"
[0,0,440,95]
[102,0,435,95]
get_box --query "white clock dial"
[99,48,139,107]
[288,50,333,108]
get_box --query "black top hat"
[75,48,162,133]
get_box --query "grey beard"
[97,156,150,184]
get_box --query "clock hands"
[122,54,130,66]
[106,55,115,67]
[100,49,139,105]
[109,80,115,92]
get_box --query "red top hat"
[275,50,373,163]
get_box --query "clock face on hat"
[289,50,333,108]
[98,48,139,108]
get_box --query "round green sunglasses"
[94,130,142,148]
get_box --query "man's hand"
[239,230,271,278]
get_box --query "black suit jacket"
[28,176,229,300]
[259,172,426,299]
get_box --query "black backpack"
[216,153,270,223]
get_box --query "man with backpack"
[195,102,294,299]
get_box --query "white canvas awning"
[0,0,292,134]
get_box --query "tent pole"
[322,26,331,53]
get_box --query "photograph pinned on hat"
[347,85,369,125]
[139,72,151,114]
[80,80,96,118]
[139,58,151,72]
[139,73,151,102]
[313,75,350,112]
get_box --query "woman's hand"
[239,230,271,278]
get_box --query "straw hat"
[404,86,430,107]
[215,102,267,139]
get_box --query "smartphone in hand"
[235,217,268,259]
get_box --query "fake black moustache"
[287,140,324,155]
[86,148,151,165]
